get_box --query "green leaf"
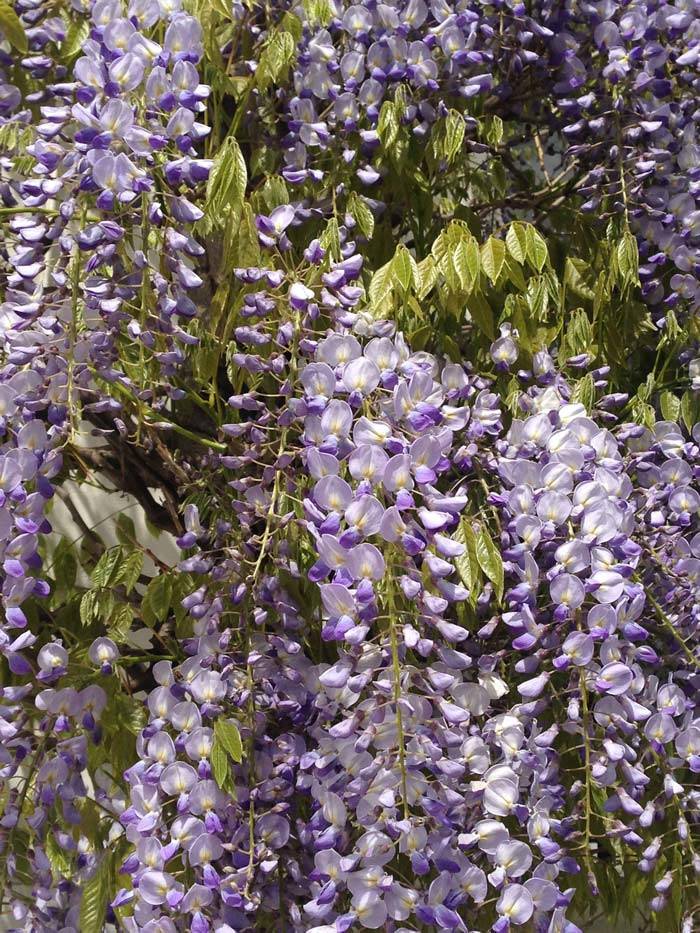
[659,391,681,422]
[616,230,639,287]
[108,603,134,643]
[0,1,27,53]
[205,135,247,228]
[214,719,244,762]
[79,852,114,933]
[416,255,438,300]
[369,258,395,309]
[391,244,415,293]
[454,519,481,603]
[475,525,504,602]
[564,257,595,300]
[46,831,72,878]
[52,539,78,591]
[525,225,548,272]
[444,109,466,163]
[80,590,99,626]
[211,740,229,789]
[142,574,173,627]
[680,390,700,433]
[260,174,289,212]
[466,291,496,340]
[484,114,504,147]
[377,100,399,151]
[117,550,143,594]
[348,192,374,239]
[630,396,655,429]
[256,30,296,90]
[452,237,479,292]
[570,374,595,412]
[505,223,527,264]
[480,236,506,285]
[115,513,137,547]
[60,17,89,62]
[91,549,122,589]
[302,0,333,27]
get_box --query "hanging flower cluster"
[254,0,554,188]
[223,0,700,340]
[0,0,699,931]
[550,0,700,320]
[117,264,699,929]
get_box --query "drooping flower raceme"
[0,0,699,931]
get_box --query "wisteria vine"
[0,0,699,932]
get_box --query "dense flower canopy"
[0,0,699,932]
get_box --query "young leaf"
[452,240,477,292]
[525,225,548,271]
[570,374,595,412]
[348,192,374,239]
[302,0,333,27]
[142,574,173,627]
[475,525,504,602]
[260,174,289,211]
[46,831,72,878]
[502,254,527,292]
[52,539,78,592]
[211,740,229,789]
[680,390,700,433]
[256,30,296,90]
[0,1,28,52]
[506,223,527,264]
[454,519,482,604]
[444,109,466,163]
[214,719,244,762]
[392,244,415,293]
[616,230,639,287]
[659,390,680,422]
[118,550,143,594]
[108,603,134,643]
[416,255,438,299]
[115,513,137,547]
[377,100,399,151]
[466,292,496,340]
[564,257,595,300]
[319,216,341,261]
[464,236,480,282]
[481,237,506,285]
[60,17,89,62]
[91,549,122,589]
[369,258,395,309]
[79,852,114,933]
[484,114,504,147]
[80,591,99,626]
[205,135,247,226]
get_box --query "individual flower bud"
[490,336,518,370]
[88,637,119,674]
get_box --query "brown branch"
[66,435,184,536]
